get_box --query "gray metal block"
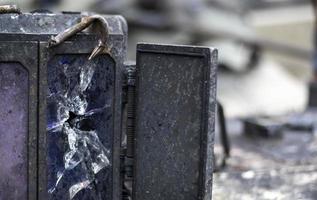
[133,43,217,200]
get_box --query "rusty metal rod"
[48,15,109,60]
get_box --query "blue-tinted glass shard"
[47,55,115,200]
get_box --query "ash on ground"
[213,116,317,200]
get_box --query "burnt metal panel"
[0,41,38,200]
[133,43,217,200]
[0,13,127,200]
[39,35,125,200]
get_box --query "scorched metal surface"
[133,43,217,200]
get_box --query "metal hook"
[48,15,109,60]
[0,5,21,14]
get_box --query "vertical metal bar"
[124,64,136,200]
[214,101,230,170]
[126,66,136,160]
[217,102,230,158]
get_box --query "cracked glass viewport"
[47,54,115,200]
[0,63,28,199]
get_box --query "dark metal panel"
[38,36,125,200]
[0,62,28,199]
[0,41,38,200]
[133,43,217,200]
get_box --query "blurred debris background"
[2,0,317,199]
[7,0,314,116]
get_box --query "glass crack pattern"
[47,55,114,200]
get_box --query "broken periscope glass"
[46,54,115,200]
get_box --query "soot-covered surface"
[134,44,217,200]
[213,116,317,200]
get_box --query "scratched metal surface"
[133,44,217,200]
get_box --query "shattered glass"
[47,55,115,200]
